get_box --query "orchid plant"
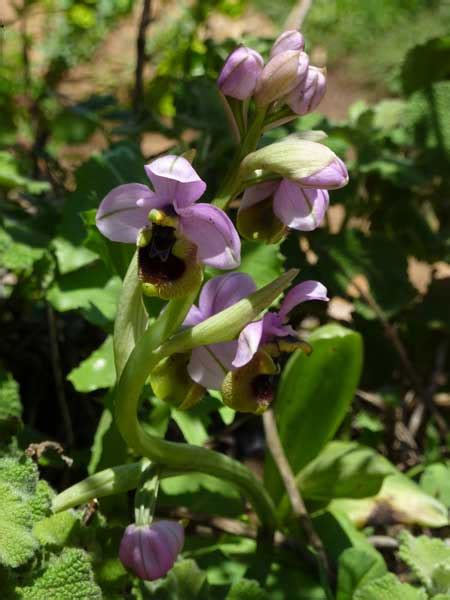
[51,29,349,587]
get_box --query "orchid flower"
[183,273,328,413]
[96,155,240,298]
[237,156,348,241]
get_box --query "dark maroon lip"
[138,226,185,284]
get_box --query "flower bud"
[287,66,326,116]
[270,30,305,57]
[237,185,287,243]
[119,520,184,581]
[297,156,348,190]
[221,350,278,414]
[149,353,205,410]
[218,46,264,100]
[254,50,301,106]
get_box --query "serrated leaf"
[336,547,387,600]
[265,324,363,505]
[68,336,115,392]
[226,578,270,600]
[0,456,51,567]
[432,564,450,596]
[0,369,22,439]
[33,510,79,548]
[17,548,102,599]
[399,532,450,592]
[355,574,427,600]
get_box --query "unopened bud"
[150,353,205,410]
[297,156,348,190]
[270,30,305,57]
[237,185,287,243]
[218,46,264,100]
[221,350,278,414]
[119,521,184,581]
[254,50,301,106]
[287,66,326,115]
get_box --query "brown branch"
[262,409,333,595]
[348,276,448,441]
[133,0,152,113]
[47,305,74,447]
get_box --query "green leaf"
[402,36,450,95]
[142,559,209,599]
[0,456,51,567]
[336,547,387,600]
[0,223,46,278]
[16,548,102,599]
[113,252,148,377]
[172,409,209,446]
[420,463,450,508]
[399,532,450,592]
[265,324,363,504]
[0,369,22,440]
[88,392,127,476]
[33,510,79,548]
[47,261,121,327]
[226,579,270,600]
[238,241,284,288]
[354,574,427,600]
[331,474,448,528]
[68,336,115,392]
[296,441,394,502]
[0,151,50,194]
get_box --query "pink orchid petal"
[232,319,264,368]
[273,179,329,231]
[240,181,279,211]
[188,342,237,390]
[96,183,158,243]
[279,280,329,320]
[178,204,241,269]
[183,305,205,327]
[198,272,256,317]
[144,155,206,209]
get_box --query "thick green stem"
[214,106,268,210]
[114,271,297,531]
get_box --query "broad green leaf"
[399,532,450,592]
[33,510,79,548]
[331,474,448,528]
[0,456,51,567]
[402,36,450,95]
[296,441,394,502]
[0,223,46,277]
[0,369,22,439]
[88,392,127,476]
[172,409,209,446]
[337,548,386,600]
[406,81,450,156]
[16,548,101,599]
[113,252,148,377]
[47,261,121,327]
[226,579,270,600]
[265,324,363,504]
[0,151,50,194]
[142,559,209,599]
[355,574,427,600]
[420,463,450,508]
[68,336,115,392]
[238,241,284,288]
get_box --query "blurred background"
[1,0,450,523]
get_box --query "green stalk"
[114,270,297,531]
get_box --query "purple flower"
[96,155,240,270]
[270,30,305,57]
[183,273,328,392]
[119,520,184,581]
[254,50,301,106]
[218,46,264,100]
[287,65,326,116]
[238,157,348,235]
[96,155,240,298]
